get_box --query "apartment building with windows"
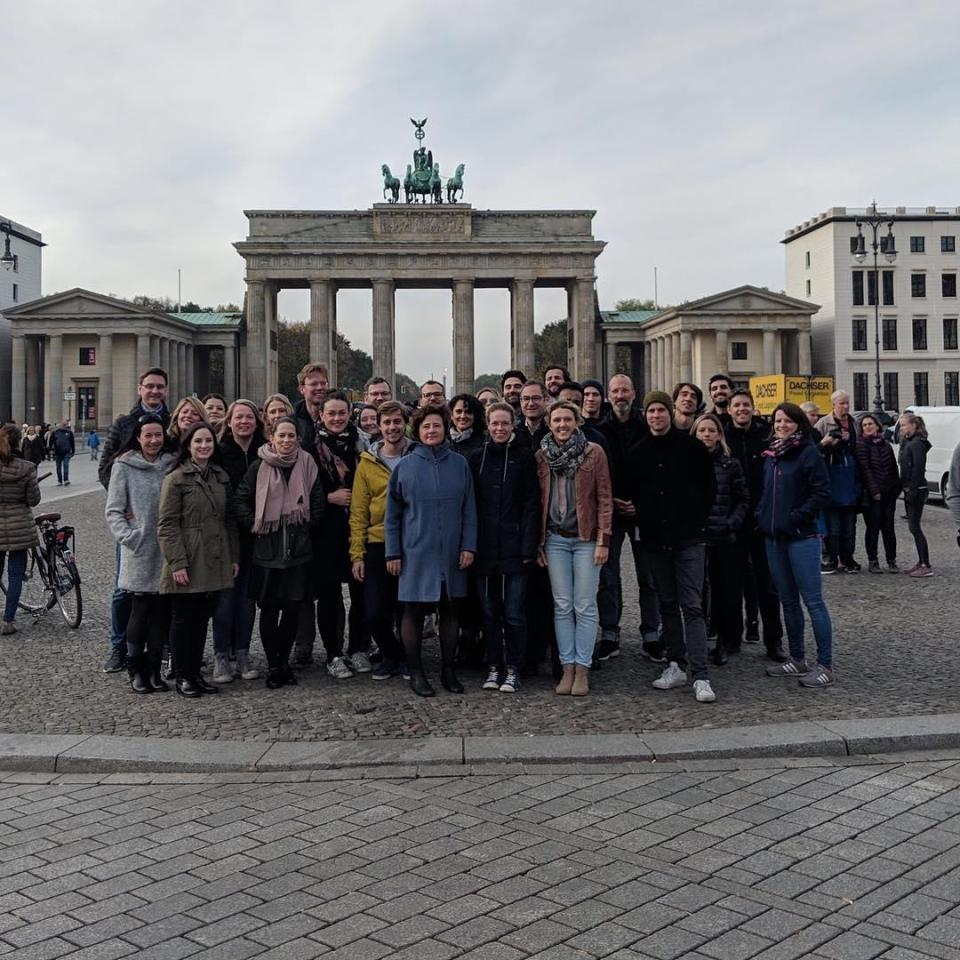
[784,206,960,410]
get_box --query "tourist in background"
[898,412,933,577]
[22,428,45,466]
[104,415,175,693]
[166,397,207,453]
[756,403,834,687]
[48,420,75,486]
[855,413,900,574]
[801,402,820,428]
[385,405,477,697]
[236,416,324,689]
[158,422,239,698]
[816,390,861,573]
[536,399,612,697]
[263,393,294,436]
[87,428,100,461]
[202,394,227,429]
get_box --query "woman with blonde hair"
[166,397,208,452]
[263,394,294,436]
[898,412,933,577]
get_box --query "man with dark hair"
[581,379,605,421]
[98,366,171,675]
[708,374,734,425]
[293,362,330,460]
[501,370,526,411]
[363,377,393,407]
[516,380,549,448]
[558,382,608,453]
[419,380,446,409]
[544,365,571,398]
[672,382,703,432]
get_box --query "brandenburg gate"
[234,204,606,398]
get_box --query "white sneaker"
[212,654,234,684]
[652,661,687,690]
[326,656,354,679]
[693,679,716,703]
[350,651,373,673]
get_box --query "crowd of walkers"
[0,360,942,699]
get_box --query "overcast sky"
[5,1,960,384]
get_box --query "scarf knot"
[763,433,804,460]
[540,430,588,476]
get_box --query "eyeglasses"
[421,392,445,400]
[521,396,545,404]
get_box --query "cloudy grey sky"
[5,0,960,383]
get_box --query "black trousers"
[905,490,930,565]
[170,593,217,681]
[863,493,898,564]
[362,544,404,662]
[126,594,170,679]
[737,527,783,649]
[259,602,299,670]
[705,543,744,653]
[315,579,366,661]
[400,588,458,673]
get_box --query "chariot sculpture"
[380,118,465,204]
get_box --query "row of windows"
[851,316,958,352]
[846,235,957,256]
[851,270,957,304]
[851,371,959,410]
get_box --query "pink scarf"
[253,444,318,535]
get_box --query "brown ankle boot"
[571,665,590,696]
[555,664,575,695]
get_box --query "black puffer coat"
[704,447,749,546]
[855,436,900,498]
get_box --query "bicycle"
[0,474,83,628]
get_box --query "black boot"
[410,671,435,697]
[193,674,219,694]
[280,664,297,686]
[440,665,464,694]
[712,644,728,666]
[148,672,170,692]
[265,668,285,689]
[176,678,202,698]
[130,673,152,694]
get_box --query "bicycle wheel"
[0,549,51,617]
[52,550,82,628]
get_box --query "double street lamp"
[853,202,897,413]
[0,220,15,270]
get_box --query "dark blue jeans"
[1,551,27,622]
[824,507,857,566]
[765,536,833,668]
[479,572,528,669]
[212,560,255,655]
[111,543,132,652]
[55,455,71,483]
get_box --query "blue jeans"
[765,536,833,668]
[479,573,528,669]
[1,551,27,622]
[212,561,255,655]
[111,543,132,652]
[55,455,71,483]
[544,534,601,668]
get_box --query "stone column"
[798,330,812,375]
[310,279,337,378]
[371,279,396,392]
[643,341,652,394]
[223,341,237,402]
[763,330,777,374]
[679,331,693,383]
[653,337,662,389]
[25,337,40,424]
[10,335,25,424]
[160,339,171,383]
[715,329,729,375]
[245,281,266,404]
[570,277,597,380]
[136,333,151,382]
[510,279,535,375]
[452,280,475,395]
[185,344,194,395]
[98,333,113,428]
[45,333,64,424]
[265,283,279,394]
[149,335,160,368]
[604,339,618,383]
[175,342,186,398]
[663,335,674,392]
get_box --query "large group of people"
[0,359,943,702]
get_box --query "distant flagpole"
[654,267,658,309]
[177,269,182,311]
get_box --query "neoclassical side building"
[6,289,240,428]
[598,285,818,393]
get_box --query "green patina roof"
[168,312,242,326]
[600,309,660,325]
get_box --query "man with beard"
[672,382,703,432]
[544,365,571,398]
[363,377,393,408]
[501,370,526,414]
[419,380,446,409]
[708,374,734,427]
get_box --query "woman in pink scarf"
[235,417,325,688]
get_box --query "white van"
[894,406,960,500]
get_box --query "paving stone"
[812,930,888,960]
[630,924,708,960]
[698,929,774,960]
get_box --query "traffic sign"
[63,390,76,401]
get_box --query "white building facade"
[784,206,960,411]
[0,216,44,421]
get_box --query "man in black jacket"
[596,374,662,663]
[48,421,75,486]
[724,390,786,661]
[629,391,717,703]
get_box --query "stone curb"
[2,713,959,773]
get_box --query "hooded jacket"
[704,447,749,546]
[755,438,832,541]
[99,402,171,489]
[349,438,414,562]
[0,457,41,552]
[898,433,932,498]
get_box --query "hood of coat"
[366,437,414,466]
[117,451,175,473]
[411,441,452,463]
[904,434,932,453]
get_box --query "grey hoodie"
[105,451,175,593]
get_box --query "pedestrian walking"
[87,428,100,461]
[236,417,324,689]
[22,428,45,466]
[536,400,612,697]
[756,403,835,687]
[104,415,175,694]
[855,413,901,573]
[157,422,239,698]
[48,421,75,485]
[898,412,933,577]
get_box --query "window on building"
[852,317,868,351]
[868,271,878,306]
[853,373,869,411]
[805,251,811,268]
[11,283,17,303]
[882,317,898,350]
[731,341,748,360]
[884,372,899,411]
[914,372,929,405]
[910,236,925,253]
[805,279,811,297]
[943,274,957,298]
[942,236,956,253]
[882,270,895,305]
[11,254,17,273]
[852,271,864,306]
[945,317,958,350]
[946,372,960,406]
[912,317,928,350]
[79,348,97,366]
[912,273,927,298]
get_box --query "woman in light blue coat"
[385,406,477,697]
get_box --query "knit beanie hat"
[643,390,674,415]
[581,378,605,399]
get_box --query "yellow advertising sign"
[749,375,834,415]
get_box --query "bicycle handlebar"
[37,472,52,482]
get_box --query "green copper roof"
[600,309,660,325]
[168,312,242,326]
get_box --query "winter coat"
[514,419,549,452]
[756,439,832,541]
[627,427,715,549]
[292,399,320,460]
[385,442,478,602]
[157,461,239,594]
[313,426,365,585]
[48,428,75,458]
[235,459,325,569]
[449,429,485,458]
[467,439,540,575]
[898,433,931,499]
[99,403,171,489]
[0,458,41,551]
[218,434,264,491]
[535,442,613,548]
[855,436,901,499]
[104,451,175,593]
[22,436,45,466]
[597,411,648,499]
[348,439,414,563]
[724,416,771,512]
[704,447,749,546]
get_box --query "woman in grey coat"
[105,415,175,693]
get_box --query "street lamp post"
[0,221,15,270]
[854,201,897,413]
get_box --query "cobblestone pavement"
[0,487,957,742]
[2,752,960,959]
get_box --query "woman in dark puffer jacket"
[693,414,749,665]
[855,413,900,573]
